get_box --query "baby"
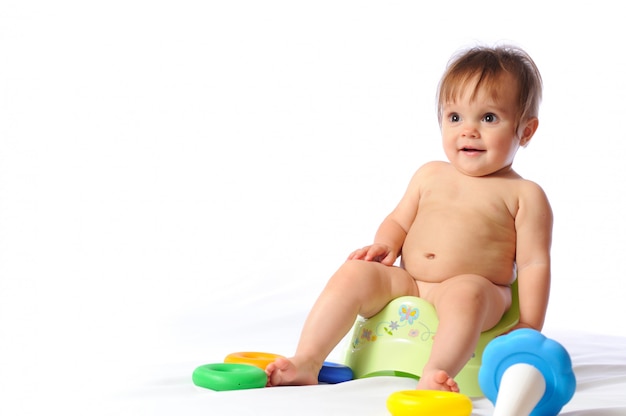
[266,45,552,392]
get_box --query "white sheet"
[2,2,626,415]
[98,330,626,416]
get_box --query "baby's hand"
[347,244,396,266]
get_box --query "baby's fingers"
[347,247,368,260]
[348,244,392,263]
[348,245,381,261]
[363,246,390,262]
[379,251,397,266]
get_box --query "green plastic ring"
[192,363,268,391]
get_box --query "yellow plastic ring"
[224,352,284,370]
[387,390,472,416]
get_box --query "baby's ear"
[519,117,539,147]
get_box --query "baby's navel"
[424,253,436,260]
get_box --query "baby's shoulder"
[420,160,450,170]
[512,177,548,197]
[505,178,551,214]
[407,161,453,187]
[414,160,451,177]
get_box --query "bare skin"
[266,72,552,392]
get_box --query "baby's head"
[437,45,542,132]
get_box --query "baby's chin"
[451,163,515,178]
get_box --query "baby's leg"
[416,274,511,392]
[265,260,418,386]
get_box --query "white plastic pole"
[493,363,546,416]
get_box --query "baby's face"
[440,73,523,177]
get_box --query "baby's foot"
[265,356,319,387]
[416,369,459,392]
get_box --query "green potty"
[342,281,519,397]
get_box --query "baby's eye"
[482,113,498,123]
[448,113,461,123]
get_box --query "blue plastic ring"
[318,361,354,384]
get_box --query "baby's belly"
[402,253,516,286]
[402,225,516,285]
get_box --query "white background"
[1,1,625,414]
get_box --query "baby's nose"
[462,125,479,138]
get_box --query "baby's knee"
[334,259,373,279]
[330,259,384,286]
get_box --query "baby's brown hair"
[437,45,542,129]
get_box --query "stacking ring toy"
[387,390,472,416]
[192,363,267,391]
[479,329,576,416]
[318,361,354,384]
[224,351,284,370]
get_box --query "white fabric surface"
[105,331,626,416]
[2,2,626,416]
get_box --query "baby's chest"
[420,184,518,220]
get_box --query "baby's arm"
[348,164,428,266]
[347,219,407,265]
[513,181,553,331]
